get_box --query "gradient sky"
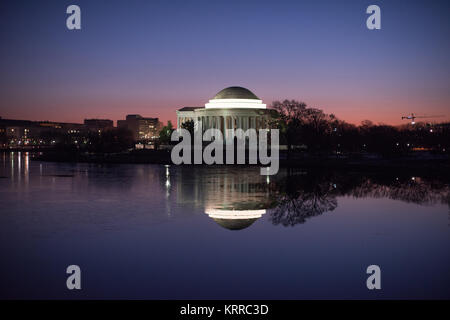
[0,0,449,125]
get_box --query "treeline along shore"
[3,100,449,172]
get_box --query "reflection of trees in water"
[270,171,338,226]
[348,176,450,207]
[270,170,450,227]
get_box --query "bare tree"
[271,100,308,157]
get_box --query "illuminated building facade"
[117,114,161,141]
[176,87,272,138]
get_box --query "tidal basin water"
[0,152,449,299]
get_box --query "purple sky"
[0,0,449,125]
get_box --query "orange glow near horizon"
[1,93,448,127]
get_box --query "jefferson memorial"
[176,86,271,137]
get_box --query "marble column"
[223,116,228,139]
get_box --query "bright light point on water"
[165,165,170,177]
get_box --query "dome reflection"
[175,167,274,230]
[205,208,266,230]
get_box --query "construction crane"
[401,113,444,125]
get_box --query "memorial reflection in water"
[175,167,276,230]
[174,166,450,229]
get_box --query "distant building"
[0,119,37,142]
[84,119,114,132]
[0,118,86,148]
[117,114,161,141]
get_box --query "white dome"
[205,86,266,109]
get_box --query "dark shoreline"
[8,149,447,174]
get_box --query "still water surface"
[0,152,449,299]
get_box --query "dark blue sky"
[0,0,449,124]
